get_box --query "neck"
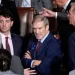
[2,32,10,37]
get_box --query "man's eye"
[0,21,3,23]
[6,20,10,23]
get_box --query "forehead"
[0,16,10,20]
[32,20,45,27]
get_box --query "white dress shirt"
[0,32,14,55]
[0,0,1,4]
[21,0,31,7]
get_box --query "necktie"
[36,41,41,52]
[5,37,10,52]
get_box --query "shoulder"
[69,32,75,40]
[10,55,24,75]
[48,33,60,42]
[11,33,22,44]
[11,33,22,40]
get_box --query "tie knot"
[5,37,9,42]
[5,37,8,39]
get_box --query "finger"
[27,51,30,53]
[26,51,31,55]
[30,73,37,74]
[25,68,30,70]
[25,53,30,56]
[29,70,37,74]
[29,70,36,72]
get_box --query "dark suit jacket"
[22,32,61,75]
[68,32,75,71]
[1,0,20,35]
[15,0,53,12]
[56,0,75,64]
[11,33,22,57]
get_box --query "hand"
[54,34,60,40]
[24,51,31,59]
[32,60,41,66]
[39,8,56,17]
[24,68,37,75]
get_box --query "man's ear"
[46,25,49,30]
[11,21,14,26]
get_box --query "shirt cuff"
[55,12,57,18]
[31,60,35,68]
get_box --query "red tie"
[36,41,41,52]
[5,37,10,52]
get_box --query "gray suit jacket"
[10,56,24,75]
[15,0,53,12]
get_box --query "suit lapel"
[11,34,17,56]
[65,0,71,12]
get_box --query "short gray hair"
[32,15,49,26]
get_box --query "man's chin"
[36,37,41,40]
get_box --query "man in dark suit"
[22,15,61,75]
[0,0,20,35]
[15,0,53,13]
[0,9,22,57]
[68,3,75,71]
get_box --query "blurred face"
[68,6,75,26]
[0,16,13,35]
[32,20,49,41]
[53,0,65,7]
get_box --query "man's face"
[32,20,49,41]
[68,6,75,26]
[0,16,13,34]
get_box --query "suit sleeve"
[57,12,68,20]
[68,32,75,70]
[22,40,34,68]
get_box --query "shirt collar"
[0,32,11,39]
[0,0,1,4]
[40,31,49,43]
[63,0,71,10]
